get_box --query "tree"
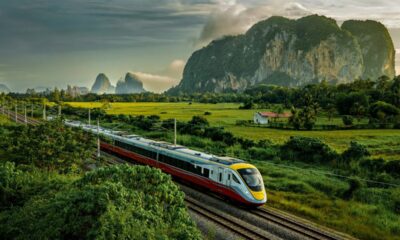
[336,92,369,115]
[300,106,317,130]
[350,102,366,122]
[2,121,95,171]
[326,104,336,122]
[288,107,303,130]
[0,164,202,240]
[369,101,400,123]
[272,105,284,122]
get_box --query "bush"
[204,111,211,115]
[342,115,354,126]
[280,136,339,164]
[238,138,256,149]
[239,101,254,109]
[342,178,362,200]
[342,141,370,162]
[248,147,278,161]
[359,158,386,173]
[384,160,400,177]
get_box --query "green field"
[67,102,400,160]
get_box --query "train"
[65,120,267,207]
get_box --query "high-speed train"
[65,120,267,207]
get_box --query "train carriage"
[65,120,267,207]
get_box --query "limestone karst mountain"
[171,15,395,93]
[91,73,115,94]
[115,72,146,94]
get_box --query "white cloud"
[134,72,179,93]
[195,1,311,47]
[159,59,186,79]
[131,59,186,93]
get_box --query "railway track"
[1,108,351,240]
[250,208,339,240]
[185,196,273,240]
[1,107,41,125]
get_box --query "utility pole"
[58,105,61,117]
[24,106,27,124]
[31,104,34,118]
[15,104,18,123]
[88,108,91,126]
[174,118,177,146]
[43,103,46,120]
[97,119,100,158]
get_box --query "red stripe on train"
[100,142,261,206]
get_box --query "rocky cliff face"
[342,20,396,80]
[0,84,10,93]
[91,73,115,94]
[115,72,145,94]
[173,15,395,93]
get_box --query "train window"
[228,174,231,180]
[232,174,240,184]
[203,168,209,178]
[219,173,222,182]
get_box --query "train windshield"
[237,168,263,191]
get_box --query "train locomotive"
[65,120,267,207]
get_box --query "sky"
[0,0,399,93]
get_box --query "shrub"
[384,160,400,177]
[342,178,362,200]
[239,101,254,109]
[248,147,278,161]
[342,115,354,126]
[359,158,386,173]
[238,138,256,149]
[204,111,211,115]
[280,136,339,164]
[342,141,370,162]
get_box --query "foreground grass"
[67,102,400,160]
[256,161,400,240]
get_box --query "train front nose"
[250,189,267,202]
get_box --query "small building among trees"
[253,112,291,124]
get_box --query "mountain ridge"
[170,15,395,93]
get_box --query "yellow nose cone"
[251,190,265,201]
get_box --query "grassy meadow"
[66,102,400,160]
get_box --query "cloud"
[134,72,179,93]
[195,1,311,47]
[158,59,186,79]
[132,59,186,93]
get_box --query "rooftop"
[257,111,292,118]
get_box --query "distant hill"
[170,15,395,93]
[91,73,115,94]
[115,73,146,94]
[0,84,10,93]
